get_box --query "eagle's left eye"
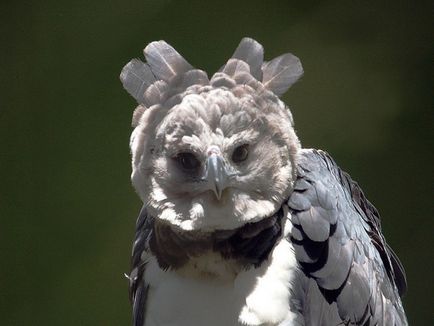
[174,152,201,171]
[232,144,249,163]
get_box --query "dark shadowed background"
[1,0,432,325]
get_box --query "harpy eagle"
[120,38,408,326]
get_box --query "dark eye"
[174,152,201,170]
[232,144,249,163]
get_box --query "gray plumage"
[262,53,303,96]
[120,59,155,104]
[143,40,193,81]
[120,37,302,111]
[120,37,407,326]
[289,150,407,325]
[142,80,168,107]
[230,37,264,80]
[221,59,251,78]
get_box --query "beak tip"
[212,187,223,200]
[206,154,228,201]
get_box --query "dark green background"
[1,0,432,325]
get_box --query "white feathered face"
[130,88,300,231]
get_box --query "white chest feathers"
[143,236,298,326]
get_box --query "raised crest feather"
[121,38,304,109]
[120,59,156,104]
[143,80,168,107]
[262,53,303,96]
[144,41,193,81]
[231,37,264,80]
[221,59,250,77]
[172,69,209,90]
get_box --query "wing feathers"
[129,207,154,326]
[289,149,408,325]
[132,283,148,326]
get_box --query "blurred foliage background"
[0,0,432,325]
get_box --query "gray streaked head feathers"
[121,37,303,231]
[120,37,303,126]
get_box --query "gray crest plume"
[120,37,303,121]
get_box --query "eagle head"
[122,38,303,232]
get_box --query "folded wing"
[288,149,407,325]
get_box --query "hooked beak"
[202,153,235,200]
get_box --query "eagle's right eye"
[174,152,201,171]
